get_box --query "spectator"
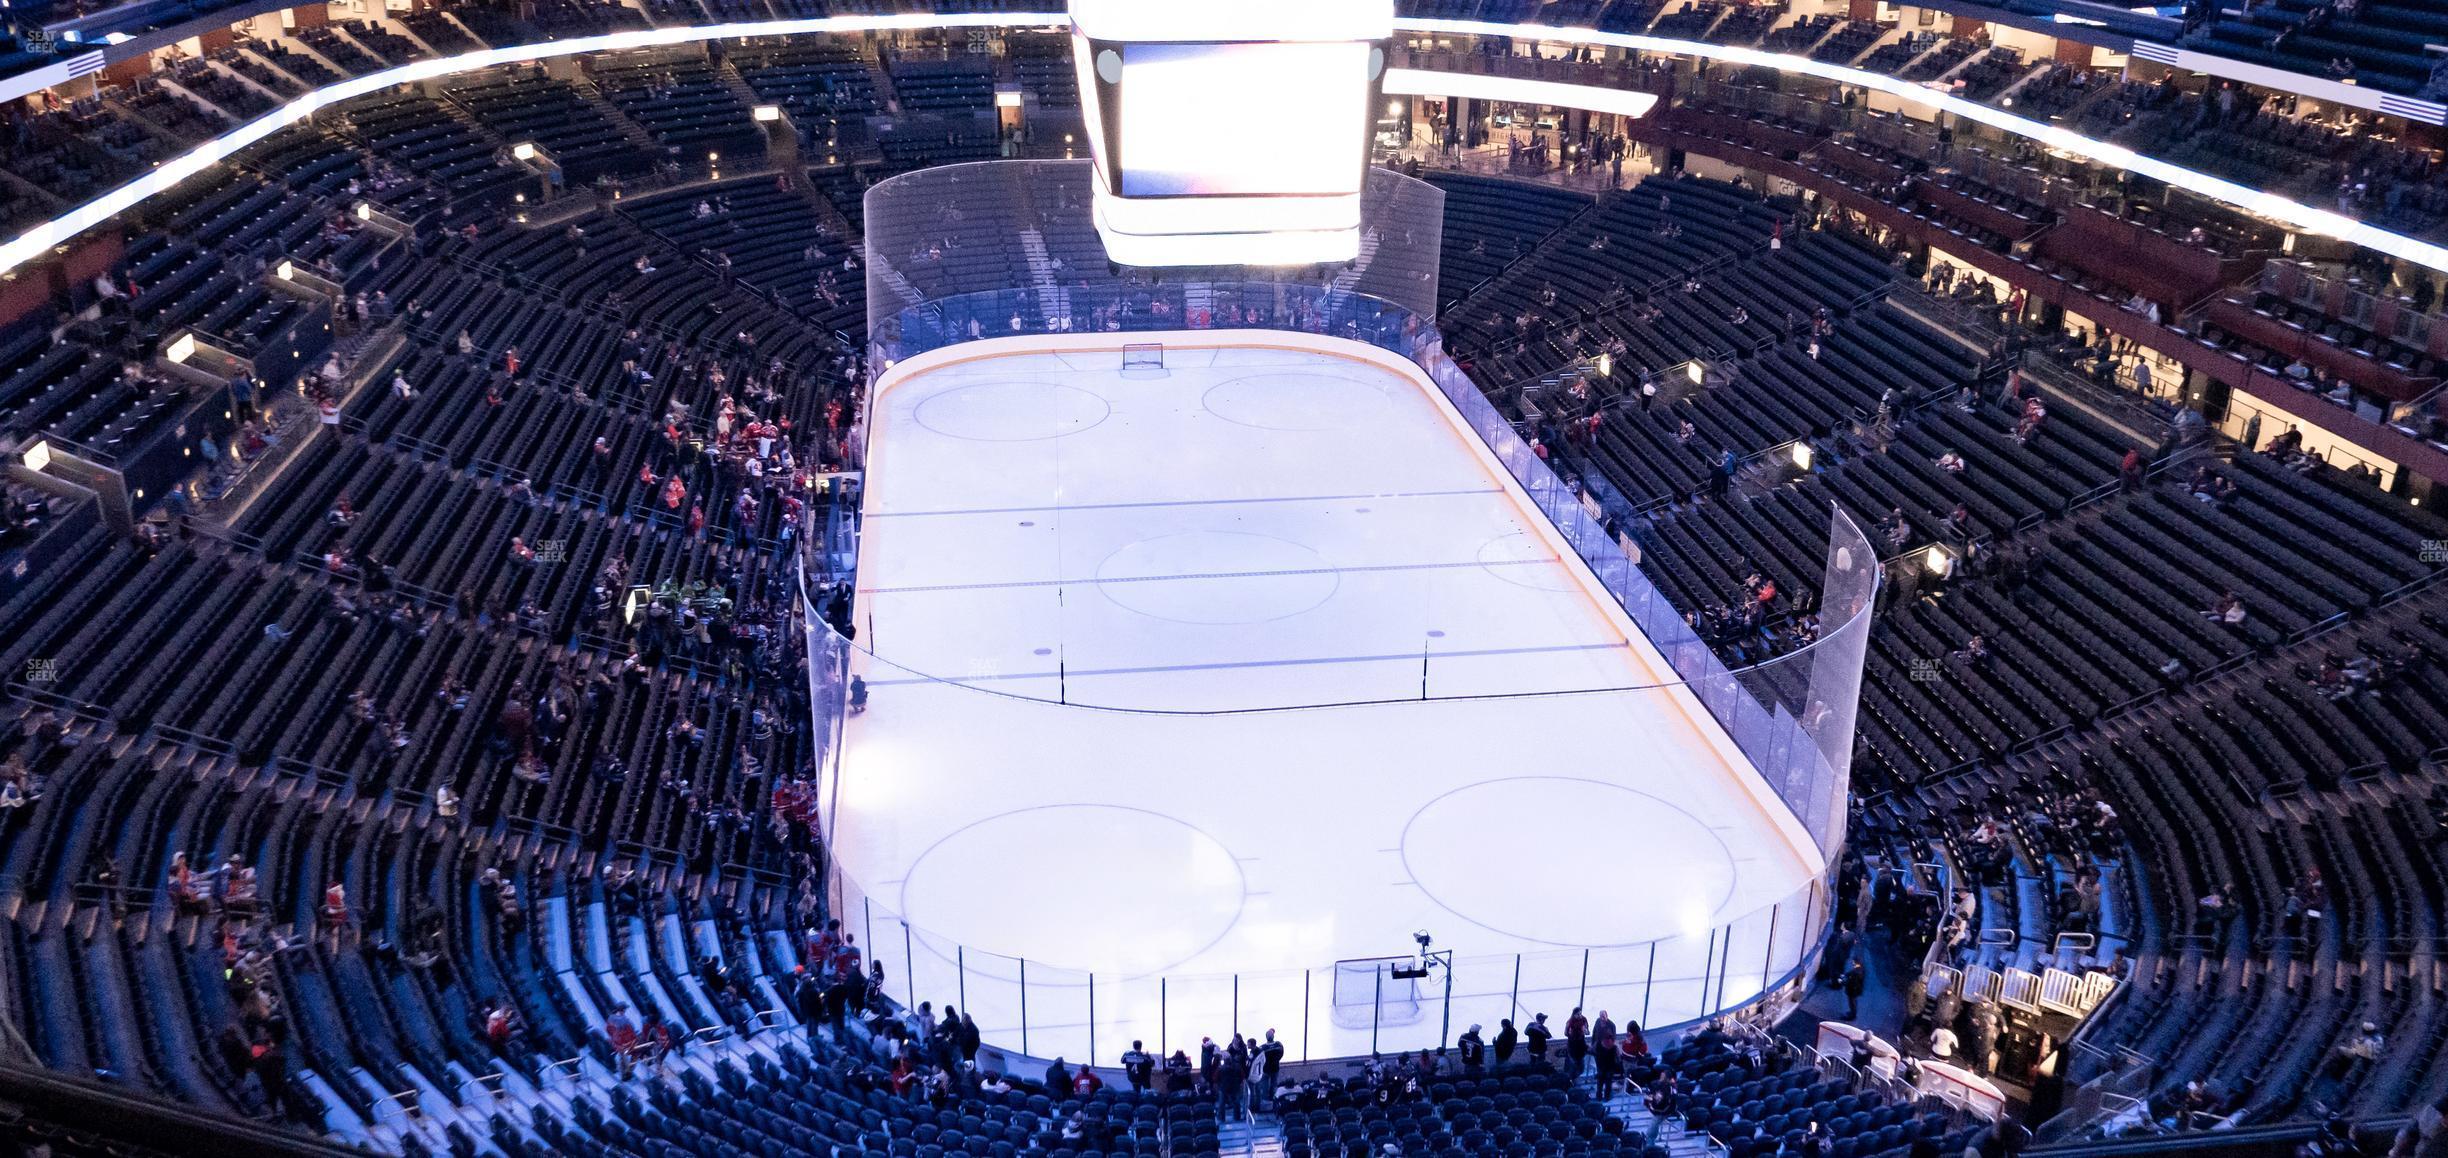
[1122,1041,1154,1092]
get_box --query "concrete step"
[1604,1091,1725,1158]
[1216,1113,1287,1158]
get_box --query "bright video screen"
[1117,41,1370,198]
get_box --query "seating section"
[618,177,867,334]
[404,11,487,53]
[0,47,883,1152]
[2113,87,2447,242]
[591,51,768,162]
[1443,175,1849,387]
[884,53,996,115]
[1423,173,1594,314]
[1009,34,1078,108]
[1427,171,2448,1131]
[732,38,885,149]
[250,41,346,89]
[1624,1033,1974,1158]
[1899,35,1981,83]
[451,70,652,184]
[0,218,313,457]
[2186,0,2444,96]
[1812,21,1884,64]
[1761,14,1840,55]
[341,92,526,223]
[1858,33,1934,78]
[297,25,390,77]
[1287,1066,1643,1158]
[1951,48,2028,103]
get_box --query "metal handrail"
[539,1055,588,1090]
[368,1087,423,1123]
[3,683,116,729]
[179,519,269,555]
[457,1072,508,1104]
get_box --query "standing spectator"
[1219,1036,1250,1120]
[320,881,349,950]
[1122,1041,1155,1092]
[1457,1024,1486,1073]
[1525,1012,1553,1067]
[1565,1007,1590,1079]
[1257,1029,1283,1108]
[1592,1011,1620,1093]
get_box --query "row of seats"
[2185,0,2445,97]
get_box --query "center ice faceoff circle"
[1402,778,1739,945]
[1202,372,1400,431]
[900,805,1245,976]
[913,379,1112,441]
[1094,531,1340,624]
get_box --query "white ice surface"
[836,343,1817,1064]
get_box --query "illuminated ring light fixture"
[5,10,2446,280]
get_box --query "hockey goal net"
[1119,343,1166,375]
[1329,956,1425,1029]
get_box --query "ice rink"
[834,336,1822,1063]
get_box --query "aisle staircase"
[1019,228,1069,322]
[1326,226,1385,302]
[1217,1111,1287,1158]
[1603,1089,1725,1158]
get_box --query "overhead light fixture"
[274,260,294,281]
[512,142,537,160]
[753,104,781,121]
[1686,361,1706,385]
[354,201,372,220]
[1790,442,1813,471]
[1925,545,1952,575]
[165,333,197,363]
[22,440,52,473]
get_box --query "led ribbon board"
[2,13,2444,278]
[1399,17,2448,277]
